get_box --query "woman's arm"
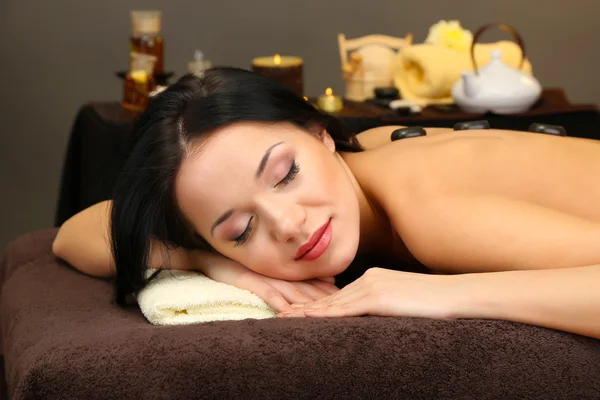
[355,126,453,150]
[391,194,600,338]
[284,262,600,339]
[456,264,600,339]
[53,201,115,277]
[52,200,188,277]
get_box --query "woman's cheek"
[243,247,278,271]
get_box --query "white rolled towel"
[137,269,276,325]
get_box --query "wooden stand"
[338,33,413,101]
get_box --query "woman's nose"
[257,196,306,242]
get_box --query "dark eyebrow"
[211,209,234,237]
[211,141,285,237]
[256,141,284,179]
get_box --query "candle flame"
[326,88,333,96]
[274,54,282,65]
[303,96,308,101]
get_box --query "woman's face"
[175,121,361,280]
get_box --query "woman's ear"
[307,123,336,153]
[319,129,336,153]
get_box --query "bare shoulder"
[348,130,485,205]
[358,128,600,218]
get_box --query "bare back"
[345,129,600,272]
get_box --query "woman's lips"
[295,219,332,261]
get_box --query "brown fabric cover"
[2,229,600,399]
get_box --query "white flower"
[425,20,473,53]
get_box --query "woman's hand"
[188,250,339,313]
[278,267,461,319]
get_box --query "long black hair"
[111,67,363,305]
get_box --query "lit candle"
[317,88,343,113]
[251,54,304,97]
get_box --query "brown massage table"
[2,229,600,399]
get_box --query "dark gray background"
[1,0,598,250]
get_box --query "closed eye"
[276,161,299,187]
[234,216,254,246]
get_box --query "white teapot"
[451,23,542,114]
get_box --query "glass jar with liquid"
[122,53,157,112]
[130,11,164,74]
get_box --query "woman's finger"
[263,278,315,305]
[290,281,331,300]
[243,279,291,313]
[304,297,370,318]
[282,291,371,318]
[292,279,364,310]
[281,292,367,317]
